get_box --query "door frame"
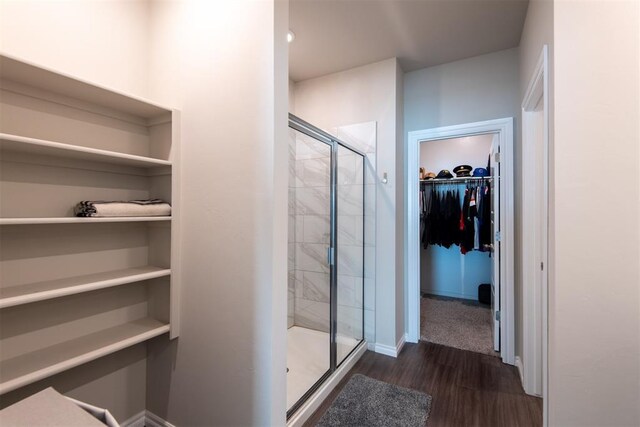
[521,45,549,414]
[406,117,515,365]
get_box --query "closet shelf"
[0,318,170,395]
[0,216,171,225]
[0,267,171,309]
[0,133,171,168]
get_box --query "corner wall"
[518,0,554,370]
[145,1,289,425]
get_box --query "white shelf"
[0,318,170,395]
[0,216,171,225]
[0,267,171,309]
[1,54,172,119]
[0,133,171,168]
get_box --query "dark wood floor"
[304,342,542,427]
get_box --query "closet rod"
[420,177,493,185]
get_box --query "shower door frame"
[287,114,366,419]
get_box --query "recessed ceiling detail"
[289,0,529,82]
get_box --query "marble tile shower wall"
[336,122,376,345]
[336,148,365,345]
[291,132,332,332]
[287,122,376,345]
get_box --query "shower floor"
[286,326,360,411]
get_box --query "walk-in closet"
[419,134,498,357]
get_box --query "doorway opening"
[419,134,499,357]
[406,118,515,365]
[521,46,549,416]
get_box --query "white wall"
[289,78,296,113]
[294,58,405,351]
[550,1,639,425]
[419,135,492,176]
[145,1,289,425]
[0,0,150,97]
[0,0,151,421]
[404,48,520,132]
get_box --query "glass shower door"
[287,114,366,418]
[335,145,365,366]
[287,129,332,415]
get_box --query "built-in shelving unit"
[0,53,180,395]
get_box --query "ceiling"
[289,0,529,82]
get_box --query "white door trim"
[406,117,515,365]
[521,45,549,422]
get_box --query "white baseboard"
[287,341,367,427]
[120,411,145,427]
[374,342,397,357]
[515,356,524,385]
[374,333,407,358]
[396,333,407,355]
[120,410,175,427]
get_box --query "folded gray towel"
[74,199,171,217]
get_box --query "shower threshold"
[286,326,360,412]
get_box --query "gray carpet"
[420,296,498,357]
[316,374,432,427]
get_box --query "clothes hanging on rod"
[420,179,492,254]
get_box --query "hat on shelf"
[472,167,489,177]
[436,169,453,179]
[453,165,472,177]
[424,171,436,180]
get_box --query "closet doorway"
[406,118,515,365]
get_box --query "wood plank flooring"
[304,342,542,426]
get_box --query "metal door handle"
[327,247,334,266]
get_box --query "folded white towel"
[74,199,171,217]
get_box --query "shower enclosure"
[287,114,365,417]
